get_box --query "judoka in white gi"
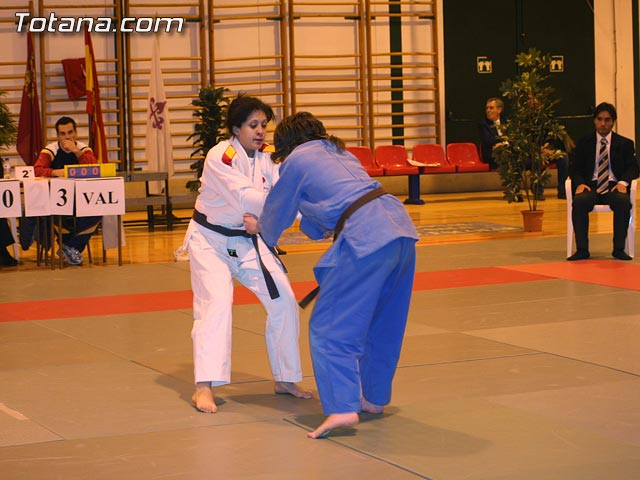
[244,112,418,438]
[181,95,312,413]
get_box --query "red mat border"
[2,262,638,322]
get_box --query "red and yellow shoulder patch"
[221,145,236,166]
[259,143,275,153]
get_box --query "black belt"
[192,209,285,299]
[298,187,387,308]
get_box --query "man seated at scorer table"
[22,116,101,266]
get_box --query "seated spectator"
[0,218,18,267]
[567,102,639,261]
[482,97,570,199]
[478,97,507,170]
[30,116,101,266]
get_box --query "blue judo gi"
[258,139,419,414]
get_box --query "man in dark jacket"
[478,97,506,171]
[480,97,569,199]
[568,102,639,261]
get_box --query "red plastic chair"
[412,144,456,174]
[446,143,490,172]
[374,145,419,175]
[346,146,384,177]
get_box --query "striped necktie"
[596,138,609,194]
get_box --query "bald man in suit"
[568,102,639,261]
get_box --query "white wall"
[594,0,636,139]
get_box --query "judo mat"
[3,261,640,322]
[2,236,640,480]
[285,396,640,479]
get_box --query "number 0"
[2,189,14,208]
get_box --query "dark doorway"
[443,0,595,145]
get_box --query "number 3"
[56,188,68,207]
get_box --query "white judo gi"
[181,137,303,386]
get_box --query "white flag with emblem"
[145,37,174,194]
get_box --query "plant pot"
[521,209,544,232]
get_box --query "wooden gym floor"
[1,188,639,479]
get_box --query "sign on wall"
[477,56,493,74]
[550,55,564,72]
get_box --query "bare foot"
[307,412,359,439]
[192,383,217,413]
[361,396,384,414]
[274,381,313,399]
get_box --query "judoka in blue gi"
[244,112,418,438]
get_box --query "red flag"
[61,58,86,100]
[16,32,42,166]
[84,27,108,163]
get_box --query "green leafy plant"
[493,48,567,211]
[0,91,18,151]
[186,84,230,192]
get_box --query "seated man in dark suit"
[480,97,569,199]
[478,97,506,171]
[568,102,639,261]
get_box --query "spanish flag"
[84,26,108,163]
[221,145,236,166]
[16,32,42,166]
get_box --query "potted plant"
[493,48,567,231]
[0,91,18,155]
[185,84,230,192]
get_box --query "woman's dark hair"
[593,102,617,121]
[272,111,345,163]
[226,93,274,135]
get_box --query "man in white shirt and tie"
[567,102,639,261]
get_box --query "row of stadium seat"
[347,143,490,177]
